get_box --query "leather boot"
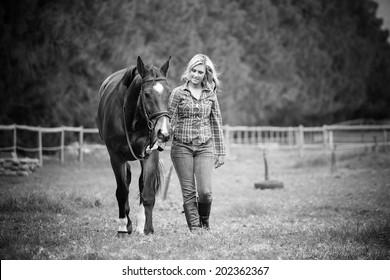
[198,201,212,230]
[183,202,200,231]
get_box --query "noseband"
[123,75,171,160]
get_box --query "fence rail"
[0,124,102,165]
[224,124,390,155]
[1,124,389,165]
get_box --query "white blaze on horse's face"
[150,81,171,142]
[153,82,164,95]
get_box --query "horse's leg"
[139,151,161,235]
[110,154,132,236]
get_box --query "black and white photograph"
[1,0,389,278]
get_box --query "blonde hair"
[181,54,222,92]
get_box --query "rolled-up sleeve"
[210,95,226,156]
[168,88,180,128]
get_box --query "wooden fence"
[0,124,100,165]
[1,124,389,165]
[224,124,390,156]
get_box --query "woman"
[169,54,226,231]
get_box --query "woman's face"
[189,64,206,87]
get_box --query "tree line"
[1,0,389,127]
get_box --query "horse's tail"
[138,152,164,204]
[155,159,164,196]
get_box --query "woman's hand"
[214,155,225,169]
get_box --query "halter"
[123,75,171,161]
[140,76,171,131]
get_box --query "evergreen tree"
[0,0,389,128]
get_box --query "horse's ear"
[137,56,147,78]
[160,56,171,76]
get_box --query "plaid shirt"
[168,82,226,155]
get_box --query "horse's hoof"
[117,231,131,238]
[127,224,133,234]
[144,229,154,235]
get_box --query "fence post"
[60,128,65,163]
[287,127,293,146]
[373,136,378,153]
[298,125,304,158]
[329,129,334,151]
[331,145,337,174]
[38,128,43,166]
[323,125,328,153]
[258,128,262,144]
[79,127,84,162]
[13,124,17,155]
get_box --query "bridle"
[139,76,171,133]
[123,75,171,160]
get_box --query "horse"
[96,56,172,236]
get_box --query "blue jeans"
[170,139,214,205]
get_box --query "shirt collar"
[182,81,212,95]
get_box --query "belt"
[174,137,211,146]
[189,138,212,146]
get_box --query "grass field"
[0,147,389,260]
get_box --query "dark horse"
[97,56,172,236]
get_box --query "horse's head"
[137,56,172,146]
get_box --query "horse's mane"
[121,66,139,88]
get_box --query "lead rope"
[123,74,169,160]
[123,106,142,161]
